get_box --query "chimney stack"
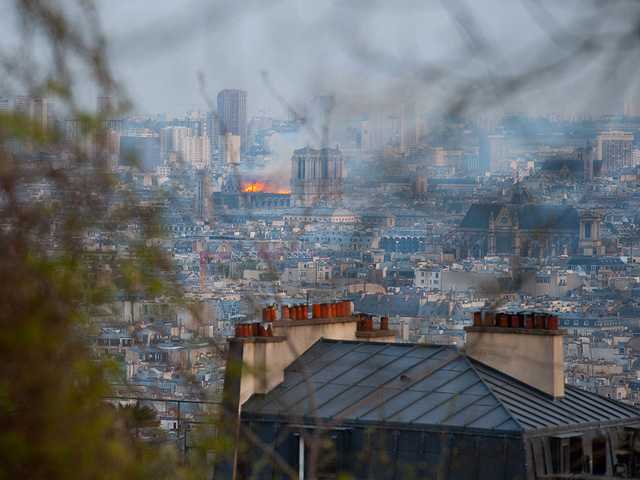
[465,310,565,398]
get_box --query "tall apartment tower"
[479,134,510,173]
[290,146,343,207]
[205,111,221,151]
[15,95,55,129]
[217,89,247,148]
[597,130,634,171]
[400,99,419,152]
[618,102,635,118]
[366,106,389,152]
[97,95,115,119]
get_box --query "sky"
[4,1,640,118]
[93,0,640,118]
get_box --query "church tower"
[290,147,343,207]
[579,210,604,256]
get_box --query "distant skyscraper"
[160,126,191,154]
[205,111,221,151]
[15,95,55,129]
[618,102,635,118]
[290,146,343,207]
[479,134,510,173]
[0,96,8,114]
[217,89,247,148]
[87,129,120,169]
[400,100,419,152]
[119,130,161,171]
[97,95,115,119]
[597,130,634,171]
[180,135,210,169]
[362,106,389,152]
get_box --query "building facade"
[217,89,247,148]
[479,134,510,173]
[290,146,343,207]
[597,130,634,171]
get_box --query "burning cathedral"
[289,146,344,207]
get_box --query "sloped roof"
[459,203,579,231]
[459,204,504,229]
[475,361,640,430]
[242,340,522,432]
[351,294,421,317]
[242,339,640,433]
[518,204,579,230]
[540,159,584,172]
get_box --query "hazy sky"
[5,1,640,118]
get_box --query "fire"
[241,180,290,194]
[243,182,265,192]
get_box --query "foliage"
[0,2,209,479]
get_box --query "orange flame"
[241,181,290,194]
[243,182,265,192]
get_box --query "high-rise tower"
[217,89,247,148]
[97,95,115,119]
[400,99,419,152]
[597,130,634,172]
[15,95,55,129]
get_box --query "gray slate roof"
[459,204,579,231]
[242,340,640,433]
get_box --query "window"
[295,433,341,479]
[551,435,584,474]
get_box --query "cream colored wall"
[465,330,564,398]
[238,320,361,406]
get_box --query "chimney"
[464,310,564,398]
[224,301,398,410]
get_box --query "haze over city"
[5,1,640,479]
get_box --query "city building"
[0,96,8,114]
[194,168,214,224]
[87,129,120,169]
[15,94,55,130]
[217,89,247,148]
[97,95,115,119]
[597,130,634,171]
[205,111,220,151]
[219,133,241,165]
[479,134,510,173]
[160,126,191,154]
[457,188,580,258]
[290,146,344,207]
[223,313,640,479]
[400,99,419,152]
[120,130,162,171]
[179,135,210,169]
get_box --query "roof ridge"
[464,355,526,433]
